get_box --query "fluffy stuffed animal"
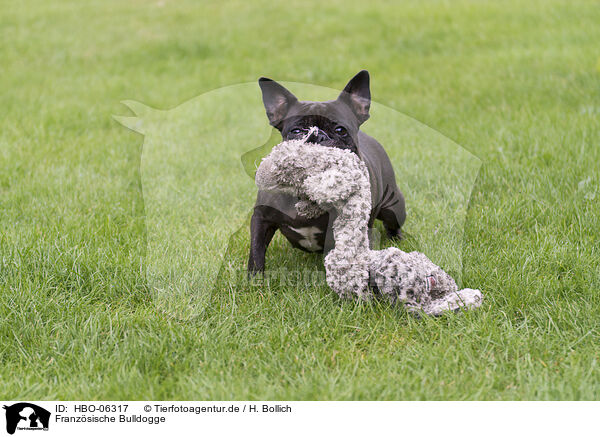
[255,132,483,316]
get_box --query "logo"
[3,403,50,435]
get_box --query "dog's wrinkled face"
[258,70,371,154]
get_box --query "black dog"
[248,70,406,275]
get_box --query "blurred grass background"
[0,0,599,399]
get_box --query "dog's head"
[258,70,371,154]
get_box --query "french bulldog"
[248,70,406,275]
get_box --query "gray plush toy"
[255,132,483,316]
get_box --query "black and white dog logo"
[3,403,50,435]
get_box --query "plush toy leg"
[423,288,483,316]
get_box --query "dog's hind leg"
[377,185,406,240]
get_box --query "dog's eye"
[290,128,303,135]
[335,126,348,136]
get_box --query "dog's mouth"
[301,137,357,154]
[322,141,357,153]
[309,129,357,153]
[315,138,344,148]
[294,126,357,153]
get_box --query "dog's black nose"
[307,128,331,144]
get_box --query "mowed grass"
[1,0,599,399]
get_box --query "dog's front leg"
[247,207,278,277]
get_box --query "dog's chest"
[280,224,325,252]
[256,190,330,252]
[276,208,329,253]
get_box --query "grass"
[1,0,599,400]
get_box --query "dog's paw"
[385,227,403,241]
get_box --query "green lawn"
[1,0,599,400]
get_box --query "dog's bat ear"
[258,77,298,130]
[338,70,371,124]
